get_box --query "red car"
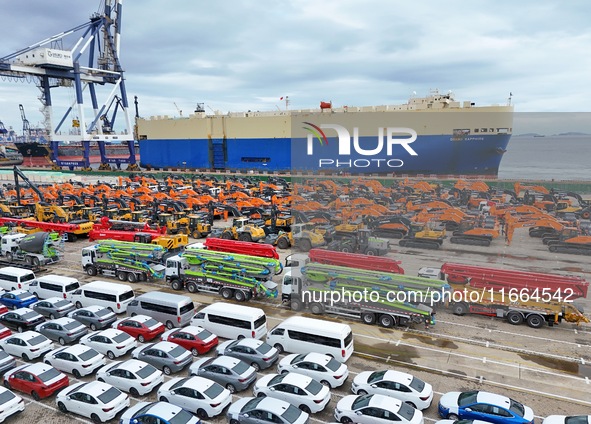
[0,305,8,316]
[113,315,165,343]
[3,363,69,400]
[160,325,219,356]
[0,324,12,340]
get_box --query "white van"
[190,302,267,340]
[127,291,195,329]
[71,281,135,313]
[29,275,81,300]
[266,316,354,362]
[0,267,36,291]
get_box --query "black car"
[0,308,45,332]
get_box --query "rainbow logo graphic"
[303,122,328,147]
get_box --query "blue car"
[119,401,200,424]
[0,290,38,310]
[438,391,535,424]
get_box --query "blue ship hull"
[139,133,510,175]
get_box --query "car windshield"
[368,371,387,384]
[144,318,161,328]
[113,333,130,343]
[119,291,134,302]
[22,311,41,321]
[281,404,303,424]
[29,335,47,346]
[325,358,341,372]
[256,342,272,355]
[171,378,189,390]
[409,376,425,392]
[565,418,590,424]
[136,364,158,379]
[196,328,213,340]
[509,400,525,417]
[232,360,250,375]
[0,390,15,404]
[305,379,323,395]
[204,382,224,399]
[38,367,62,382]
[55,300,72,308]
[133,403,154,418]
[398,402,416,421]
[169,408,197,424]
[98,387,121,404]
[95,309,112,317]
[243,397,263,412]
[291,354,307,365]
[170,346,187,358]
[79,349,99,361]
[64,321,83,331]
[268,374,285,386]
[352,394,372,410]
[458,391,478,407]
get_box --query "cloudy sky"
[0,0,589,132]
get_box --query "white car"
[120,401,200,424]
[80,328,137,359]
[352,370,434,410]
[254,372,331,414]
[543,416,591,424]
[227,396,309,424]
[43,344,106,378]
[335,394,424,424]
[0,331,53,361]
[56,381,130,424]
[96,359,163,396]
[277,352,349,388]
[157,376,232,419]
[0,386,25,422]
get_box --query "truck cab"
[0,233,27,256]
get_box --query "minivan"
[127,291,195,329]
[71,281,135,313]
[0,267,36,291]
[29,275,81,300]
[190,303,267,340]
[266,316,354,362]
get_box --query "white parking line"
[23,399,93,424]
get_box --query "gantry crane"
[0,0,139,171]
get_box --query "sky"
[0,0,590,133]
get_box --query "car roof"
[73,380,117,397]
[126,315,156,324]
[44,297,69,304]
[12,331,45,341]
[475,391,512,407]
[178,376,216,391]
[48,317,79,326]
[178,326,206,336]
[150,341,180,352]
[251,397,297,414]
[299,352,331,364]
[113,359,151,374]
[139,402,185,420]
[6,289,30,296]
[382,370,414,384]
[57,344,96,356]
[213,355,243,367]
[368,394,402,410]
[18,362,55,375]
[79,305,110,313]
[97,328,126,338]
[234,338,263,348]
[12,308,38,316]
[274,372,312,387]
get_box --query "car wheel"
[58,337,66,346]
[31,391,40,401]
[273,344,284,354]
[17,326,24,334]
[230,420,240,424]
[22,353,30,361]
[251,362,260,371]
[3,380,10,389]
[406,402,417,409]
[91,413,103,424]
[341,417,353,424]
[72,369,82,379]
[448,414,459,420]
[138,335,145,343]
[226,383,236,393]
[129,387,140,397]
[105,350,115,359]
[75,302,83,309]
[237,335,245,340]
[90,323,98,331]
[357,389,367,395]
[163,366,172,375]
[320,380,331,388]
[299,405,311,414]
[44,360,51,365]
[166,321,174,330]
[57,401,68,413]
[191,348,199,357]
[159,396,168,403]
[97,378,105,383]
[49,313,56,320]
[257,392,266,398]
[197,409,208,420]
[280,369,288,375]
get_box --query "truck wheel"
[506,311,524,325]
[68,234,78,242]
[192,230,202,239]
[340,245,351,253]
[299,239,312,252]
[5,252,13,262]
[117,271,127,281]
[309,303,324,315]
[379,314,395,328]
[234,291,247,302]
[127,273,138,283]
[221,232,233,240]
[86,266,98,276]
[171,279,183,291]
[452,302,468,316]
[361,312,376,325]
[32,257,40,266]
[187,282,198,293]
[290,299,303,312]
[277,237,290,250]
[25,256,33,265]
[221,288,234,299]
[526,314,545,329]
[365,248,377,256]
[238,233,252,242]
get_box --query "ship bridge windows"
[242,157,270,163]
[453,129,470,136]
[474,129,479,133]
[480,128,488,133]
[490,128,494,133]
[497,128,509,133]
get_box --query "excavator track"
[398,239,441,250]
[548,243,591,255]
[449,236,492,247]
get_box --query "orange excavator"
[505,215,567,245]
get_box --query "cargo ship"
[137,90,514,176]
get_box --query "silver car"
[32,298,76,320]
[189,355,256,393]
[67,306,117,331]
[0,350,16,375]
[131,341,192,375]
[35,317,88,346]
[216,338,279,371]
